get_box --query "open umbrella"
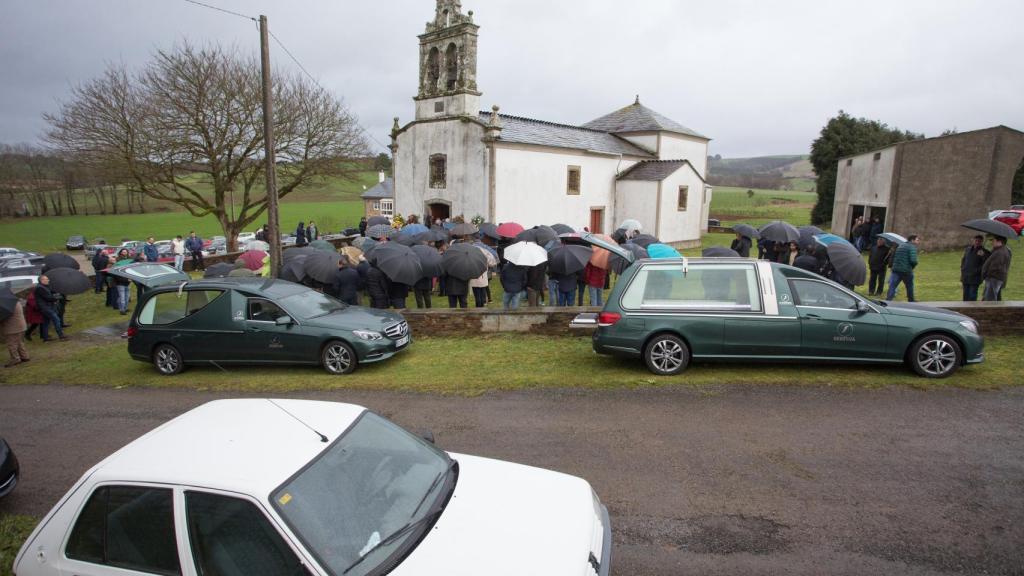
[702,246,740,258]
[813,233,853,248]
[0,287,17,322]
[478,223,501,241]
[647,243,682,259]
[367,215,391,227]
[367,224,393,240]
[550,223,575,235]
[496,222,525,238]
[310,239,335,252]
[797,225,825,249]
[472,241,498,260]
[609,244,648,275]
[303,251,341,284]
[814,235,867,285]
[42,253,80,272]
[45,268,91,295]
[246,240,270,251]
[228,268,257,277]
[962,218,1019,240]
[442,242,488,280]
[516,226,557,247]
[401,223,429,236]
[629,234,659,248]
[283,246,316,260]
[587,234,618,270]
[619,219,642,234]
[204,263,234,278]
[339,246,363,263]
[414,229,449,244]
[411,244,444,278]
[759,221,800,243]
[238,250,268,271]
[878,232,907,245]
[279,256,308,283]
[504,241,549,267]
[395,234,420,246]
[547,244,592,275]
[733,223,761,239]
[450,222,479,237]
[351,237,378,251]
[368,242,423,285]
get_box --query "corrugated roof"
[361,177,394,199]
[583,102,708,139]
[479,111,655,158]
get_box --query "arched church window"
[427,48,440,92]
[444,9,450,27]
[445,44,459,91]
[429,154,447,189]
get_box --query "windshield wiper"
[342,458,457,575]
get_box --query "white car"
[237,232,256,245]
[14,399,611,576]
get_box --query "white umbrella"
[619,219,642,233]
[503,241,549,267]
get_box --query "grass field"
[0,515,36,576]
[709,186,817,226]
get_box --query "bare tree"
[46,43,369,250]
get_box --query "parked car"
[571,235,984,378]
[237,231,256,245]
[85,240,108,258]
[0,275,39,294]
[109,263,411,375]
[101,241,144,259]
[0,258,43,277]
[65,234,87,250]
[707,218,721,227]
[0,437,18,498]
[0,247,21,258]
[993,210,1024,235]
[13,399,611,576]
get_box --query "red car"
[994,210,1024,235]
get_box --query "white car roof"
[88,399,366,497]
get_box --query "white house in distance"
[390,0,712,246]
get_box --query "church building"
[390,0,713,245]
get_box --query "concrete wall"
[620,133,658,154]
[659,133,709,177]
[614,180,658,236]
[656,167,707,245]
[394,118,490,222]
[831,145,897,237]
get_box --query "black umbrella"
[547,244,592,275]
[0,286,17,322]
[478,223,501,241]
[550,223,575,235]
[283,246,316,261]
[629,234,659,248]
[411,245,444,278]
[45,268,91,295]
[962,218,1019,240]
[515,225,558,247]
[204,263,234,278]
[759,221,801,243]
[702,246,741,258]
[228,268,257,277]
[414,229,449,244]
[450,222,479,237]
[395,234,420,246]
[609,243,649,275]
[797,225,825,250]
[343,227,360,236]
[368,242,422,285]
[732,223,761,239]
[367,215,391,227]
[279,256,308,283]
[42,253,80,272]
[303,251,341,284]
[442,243,488,280]
[823,241,867,286]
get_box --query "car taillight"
[597,312,621,327]
[126,326,138,338]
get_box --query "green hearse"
[108,263,410,375]
[572,239,983,378]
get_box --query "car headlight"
[353,330,383,341]
[959,320,978,334]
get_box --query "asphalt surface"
[1,384,1023,576]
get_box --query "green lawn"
[0,515,36,576]
[709,186,817,227]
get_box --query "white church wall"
[659,134,709,177]
[493,145,635,231]
[394,120,489,221]
[614,180,658,236]
[657,169,707,245]
[620,133,658,154]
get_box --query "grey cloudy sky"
[2,0,1022,158]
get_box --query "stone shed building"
[832,126,1024,250]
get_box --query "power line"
[182,0,256,22]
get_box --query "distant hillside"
[708,155,816,192]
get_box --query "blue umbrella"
[472,241,498,260]
[813,233,853,247]
[878,232,907,245]
[647,243,682,259]
[400,223,429,236]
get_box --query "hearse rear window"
[622,263,762,312]
[138,290,224,325]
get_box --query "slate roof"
[583,102,708,139]
[617,159,704,182]
[479,111,655,158]
[361,177,394,199]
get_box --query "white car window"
[622,263,762,312]
[790,279,858,310]
[139,290,224,325]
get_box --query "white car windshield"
[278,290,347,319]
[272,412,452,576]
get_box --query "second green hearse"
[572,236,983,378]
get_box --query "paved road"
[2,384,1023,576]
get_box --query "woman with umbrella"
[730,224,758,258]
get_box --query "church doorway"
[426,201,451,224]
[589,208,605,234]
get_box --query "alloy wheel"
[324,343,353,374]
[155,346,180,375]
[916,339,957,376]
[650,339,685,373]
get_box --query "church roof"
[617,159,705,182]
[583,101,708,140]
[479,111,655,158]
[361,177,394,199]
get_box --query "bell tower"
[415,0,481,120]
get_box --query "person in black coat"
[413,274,433,308]
[364,263,391,309]
[960,234,989,301]
[445,274,469,309]
[867,237,892,296]
[388,281,410,309]
[730,233,752,258]
[499,263,527,310]
[294,222,308,247]
[91,248,109,294]
[526,262,548,307]
[34,276,67,341]
[355,259,370,306]
[358,217,368,238]
[792,252,819,273]
[330,258,362,306]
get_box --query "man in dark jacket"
[867,237,892,296]
[91,248,109,293]
[34,275,67,341]
[730,233,752,258]
[500,263,527,310]
[388,281,410,309]
[185,231,204,270]
[526,262,548,307]
[358,217,368,237]
[364,263,391,309]
[887,234,920,301]
[330,258,362,305]
[960,235,989,301]
[295,222,308,247]
[143,237,159,262]
[869,217,883,244]
[981,236,1011,301]
[445,274,469,308]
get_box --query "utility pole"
[259,14,281,277]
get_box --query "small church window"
[567,166,581,195]
[430,154,447,189]
[677,186,689,211]
[445,44,459,91]
[873,152,882,161]
[427,48,441,91]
